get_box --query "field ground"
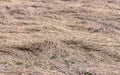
[0,0,120,75]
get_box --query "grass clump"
[76,20,87,25]
[15,40,59,56]
[0,61,7,65]
[50,54,57,59]
[114,59,120,62]
[15,61,23,65]
[80,72,95,75]
[81,21,87,24]
[64,60,75,65]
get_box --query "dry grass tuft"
[14,40,60,55]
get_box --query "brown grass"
[0,0,120,75]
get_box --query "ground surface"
[0,0,120,75]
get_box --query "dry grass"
[0,0,120,75]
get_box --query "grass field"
[0,0,120,75]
